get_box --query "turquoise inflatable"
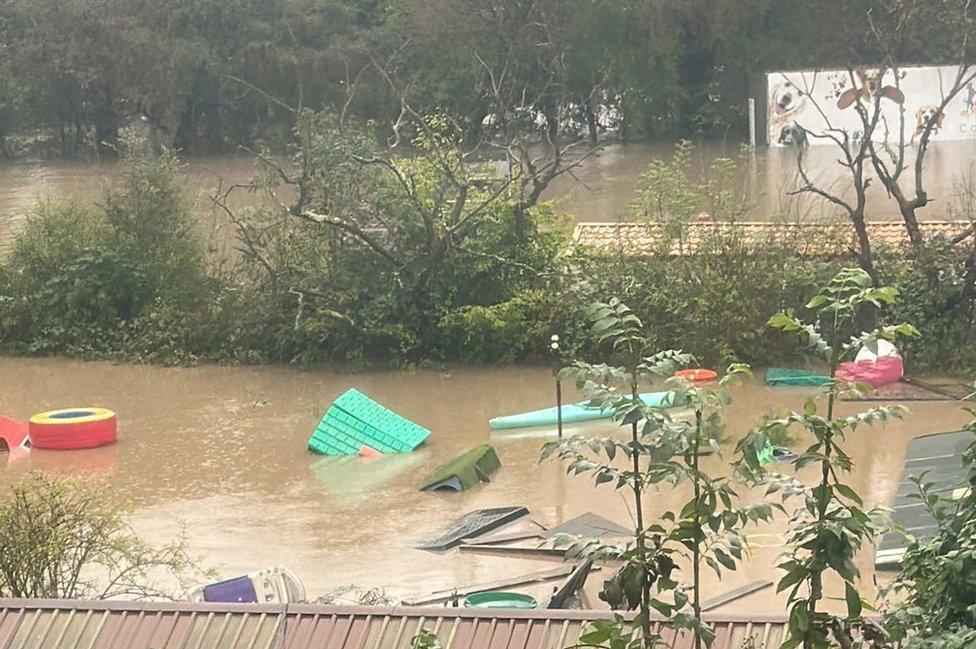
[489,391,672,430]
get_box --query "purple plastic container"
[202,576,258,603]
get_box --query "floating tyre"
[28,408,117,450]
[674,368,718,382]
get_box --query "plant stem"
[804,317,841,649]
[631,377,652,648]
[692,407,703,649]
[556,377,563,440]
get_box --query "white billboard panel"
[767,66,976,146]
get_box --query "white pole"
[748,97,757,148]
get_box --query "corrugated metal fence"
[0,599,789,649]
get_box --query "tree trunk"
[584,100,598,144]
[900,202,923,246]
[850,209,877,282]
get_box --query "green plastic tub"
[463,591,538,609]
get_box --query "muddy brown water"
[3,141,976,247]
[0,357,970,612]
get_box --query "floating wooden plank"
[457,543,570,560]
[545,559,595,609]
[701,580,772,611]
[876,429,972,567]
[401,565,589,606]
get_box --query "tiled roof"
[0,598,790,649]
[572,220,972,257]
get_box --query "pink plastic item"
[835,356,904,388]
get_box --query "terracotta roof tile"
[572,220,972,256]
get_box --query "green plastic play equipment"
[308,389,430,455]
[489,391,672,430]
[463,591,538,609]
[765,368,831,387]
[419,444,501,492]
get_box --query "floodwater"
[0,357,970,612]
[2,140,976,245]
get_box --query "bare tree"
[863,3,976,245]
[786,68,884,278]
[786,1,976,278]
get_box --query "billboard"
[766,65,976,146]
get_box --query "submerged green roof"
[419,444,501,492]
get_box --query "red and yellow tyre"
[28,408,117,450]
[674,368,718,383]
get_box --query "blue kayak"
[489,392,672,430]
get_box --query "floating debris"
[419,444,501,492]
[876,429,972,568]
[765,368,830,387]
[188,566,306,604]
[544,512,632,539]
[417,506,529,551]
[489,392,672,431]
[308,389,430,456]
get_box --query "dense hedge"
[0,144,974,371]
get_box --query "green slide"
[489,391,671,431]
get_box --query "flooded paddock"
[0,357,969,611]
[2,140,976,246]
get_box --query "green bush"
[883,241,976,371]
[0,142,216,360]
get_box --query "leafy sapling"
[543,299,771,649]
[738,268,919,649]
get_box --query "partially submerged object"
[765,368,830,387]
[701,580,773,611]
[838,340,904,389]
[419,444,501,492]
[0,416,29,454]
[876,430,971,568]
[308,389,430,456]
[855,338,899,362]
[544,512,631,539]
[545,558,594,609]
[459,518,547,546]
[463,591,538,609]
[836,356,904,389]
[674,368,717,382]
[489,391,671,431]
[28,407,117,450]
[757,443,798,466]
[417,506,529,551]
[401,565,580,606]
[189,566,306,604]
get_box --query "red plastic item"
[835,356,904,388]
[0,416,29,453]
[28,409,117,450]
[675,368,718,382]
[357,445,383,461]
